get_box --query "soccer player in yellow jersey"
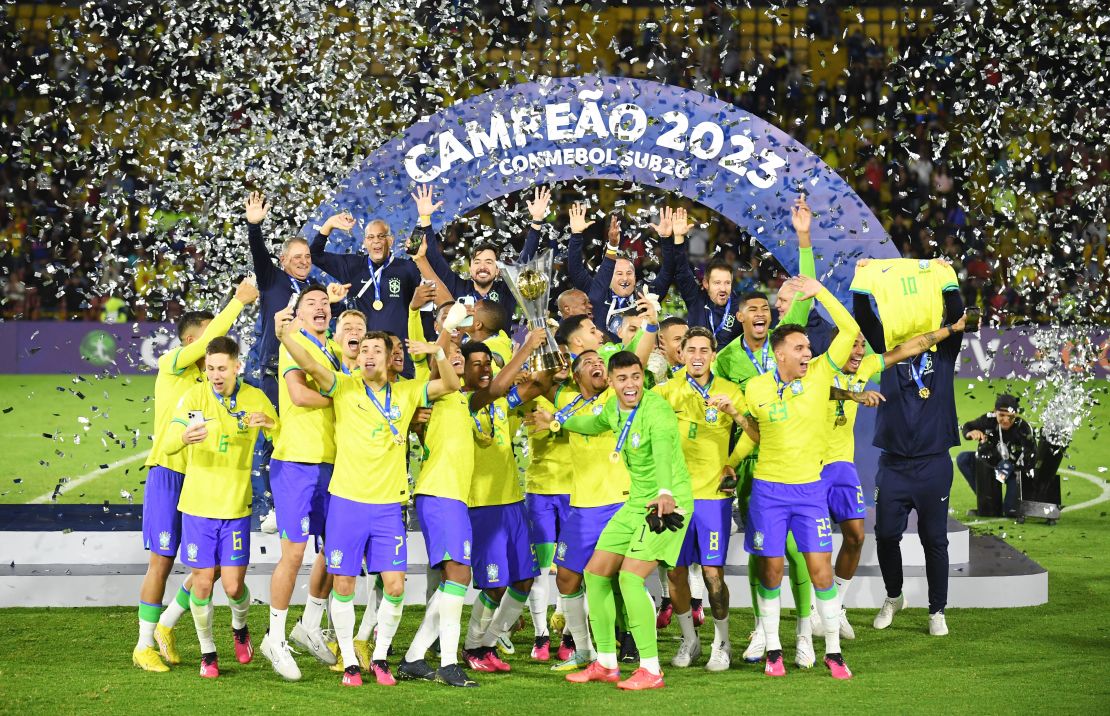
[275,309,460,688]
[811,316,968,640]
[460,331,554,673]
[737,275,859,680]
[260,285,343,680]
[164,337,278,679]
[134,278,257,673]
[654,327,757,673]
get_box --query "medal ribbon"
[364,382,401,443]
[686,373,714,402]
[299,329,341,371]
[743,339,774,375]
[908,353,929,397]
[553,393,600,427]
[357,254,395,302]
[833,373,847,421]
[213,379,247,428]
[773,370,800,401]
[613,405,639,459]
[472,404,496,440]
[707,296,732,335]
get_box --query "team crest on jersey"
[752,531,764,551]
[488,290,500,302]
[329,549,344,568]
[389,405,402,421]
[486,563,500,583]
[705,407,719,423]
[388,277,402,296]
[158,531,171,550]
[494,405,506,420]
[592,404,604,415]
[463,540,472,559]
[852,382,865,393]
[918,259,930,270]
[186,543,199,561]
[631,433,641,448]
[723,313,735,329]
[556,542,568,560]
[300,516,310,536]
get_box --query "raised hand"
[526,186,552,222]
[327,282,352,304]
[648,206,673,238]
[410,281,437,310]
[783,275,823,301]
[410,185,444,217]
[405,338,440,357]
[274,306,296,340]
[607,214,621,247]
[323,211,356,235]
[235,277,260,305]
[568,203,595,234]
[245,192,269,225]
[672,206,689,239]
[791,196,812,235]
[636,289,660,324]
[523,328,548,353]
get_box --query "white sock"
[713,617,729,646]
[158,586,190,628]
[640,655,661,675]
[372,594,405,660]
[269,607,288,640]
[796,611,812,638]
[356,581,379,641]
[480,587,529,648]
[756,588,782,652]
[815,587,842,654]
[676,610,698,643]
[302,594,326,632]
[437,586,466,667]
[331,594,357,667]
[689,564,705,601]
[464,594,495,650]
[405,591,441,662]
[597,651,618,669]
[190,598,216,654]
[834,575,853,607]
[528,575,550,638]
[229,587,251,630]
[138,618,157,649]
[563,590,594,656]
[554,592,564,616]
[657,566,670,598]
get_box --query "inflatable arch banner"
[304,74,899,304]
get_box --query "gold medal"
[549,420,562,433]
[373,299,384,311]
[918,387,931,399]
[392,433,406,446]
[609,451,621,464]
[835,415,847,427]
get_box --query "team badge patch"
[752,531,764,551]
[494,405,506,420]
[486,563,500,583]
[631,433,641,448]
[388,277,402,295]
[300,516,310,535]
[723,313,735,329]
[463,540,472,559]
[592,404,604,415]
[704,407,719,423]
[329,549,344,568]
[918,259,930,270]
[158,531,171,550]
[488,290,500,302]
[389,405,402,421]
[186,543,199,561]
[556,542,568,560]
[852,382,865,393]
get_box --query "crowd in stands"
[1,3,1104,325]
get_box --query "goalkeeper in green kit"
[534,351,693,691]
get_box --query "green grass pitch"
[0,374,1108,712]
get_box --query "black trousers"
[875,451,953,614]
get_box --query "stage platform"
[0,506,1046,610]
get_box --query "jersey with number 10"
[850,259,958,350]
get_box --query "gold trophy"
[501,249,568,374]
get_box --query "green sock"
[747,554,761,618]
[785,532,812,618]
[617,571,657,659]
[534,542,555,570]
[611,575,628,633]
[583,571,616,655]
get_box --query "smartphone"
[187,411,206,427]
[406,225,424,255]
[286,293,299,310]
[419,279,436,312]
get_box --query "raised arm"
[309,211,360,284]
[413,185,470,298]
[781,196,816,326]
[274,308,337,395]
[245,192,276,288]
[785,276,859,368]
[518,186,551,264]
[411,233,456,305]
[853,291,886,353]
[566,203,597,292]
[409,330,461,400]
[469,329,546,411]
[589,214,621,298]
[882,313,967,367]
[174,279,257,371]
[632,292,659,367]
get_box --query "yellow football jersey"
[415,391,474,502]
[824,353,884,464]
[654,373,747,499]
[170,380,277,519]
[146,298,243,473]
[555,386,631,507]
[408,308,433,383]
[467,396,521,507]
[326,374,428,504]
[273,330,342,464]
[850,259,958,350]
[520,395,573,496]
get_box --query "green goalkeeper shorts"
[594,501,692,569]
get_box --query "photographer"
[957,394,1037,516]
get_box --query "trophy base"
[527,351,568,374]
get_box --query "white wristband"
[657,488,673,497]
[434,347,446,361]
